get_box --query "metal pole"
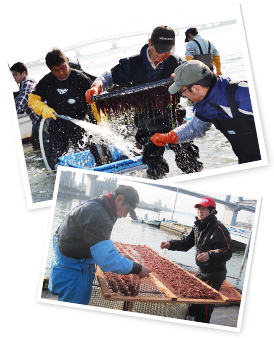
[171,188,179,222]
[241,230,251,270]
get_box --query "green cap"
[168,60,211,94]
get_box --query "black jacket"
[169,214,233,281]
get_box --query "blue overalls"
[49,236,96,305]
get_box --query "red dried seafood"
[102,243,141,296]
[122,243,219,300]
[104,272,139,296]
[101,243,219,300]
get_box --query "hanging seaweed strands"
[91,78,180,126]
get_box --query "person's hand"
[160,241,170,249]
[138,265,152,278]
[197,252,210,262]
[85,83,102,104]
[150,131,178,147]
[41,106,57,120]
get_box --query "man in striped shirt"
[10,62,41,149]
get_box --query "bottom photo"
[38,167,260,332]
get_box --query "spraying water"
[56,115,142,160]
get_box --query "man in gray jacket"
[49,185,151,304]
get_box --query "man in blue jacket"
[160,197,233,323]
[150,60,261,164]
[85,26,203,179]
[49,185,151,305]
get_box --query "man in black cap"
[85,26,203,179]
[49,184,152,305]
[184,27,222,75]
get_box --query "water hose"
[38,118,52,172]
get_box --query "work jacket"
[55,194,142,275]
[111,44,186,139]
[174,76,261,163]
[169,214,233,281]
[111,44,184,86]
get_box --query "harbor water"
[21,23,244,204]
[44,196,248,291]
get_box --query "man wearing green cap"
[150,60,261,164]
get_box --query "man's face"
[51,62,70,80]
[186,34,194,42]
[148,41,171,63]
[196,206,211,221]
[12,71,26,84]
[116,195,130,219]
[179,85,201,103]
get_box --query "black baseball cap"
[114,185,139,220]
[185,28,198,42]
[151,25,175,54]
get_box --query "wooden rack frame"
[96,243,230,305]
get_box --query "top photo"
[1,4,267,209]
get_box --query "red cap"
[194,197,216,209]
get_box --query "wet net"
[91,78,180,126]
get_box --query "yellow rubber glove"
[28,94,57,120]
[41,107,57,120]
[213,55,222,75]
[91,102,105,123]
[150,131,178,147]
[185,55,194,61]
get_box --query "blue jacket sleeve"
[90,239,141,274]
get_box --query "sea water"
[69,118,142,159]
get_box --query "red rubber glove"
[85,84,102,104]
[150,131,178,147]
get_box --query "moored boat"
[141,219,161,228]
[227,226,251,246]
[18,113,32,141]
